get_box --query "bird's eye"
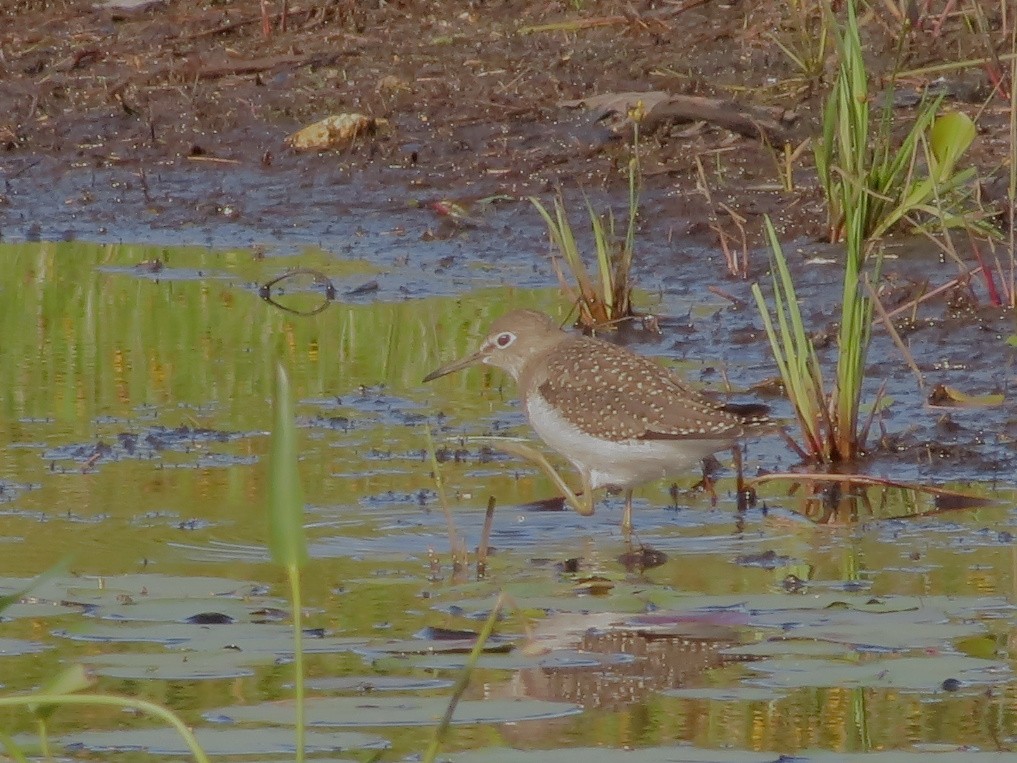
[495,332,515,348]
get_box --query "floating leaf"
[927,384,1004,408]
[0,638,50,656]
[357,637,514,655]
[57,727,386,756]
[746,655,1008,690]
[452,746,778,763]
[55,621,364,656]
[207,696,581,727]
[86,651,273,680]
[720,639,853,658]
[305,676,454,693]
[83,597,280,624]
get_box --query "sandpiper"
[424,309,772,531]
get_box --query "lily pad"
[746,655,1009,690]
[54,622,365,655]
[445,580,659,617]
[2,601,86,620]
[745,607,984,650]
[357,637,515,655]
[84,597,281,624]
[305,676,454,692]
[0,574,268,606]
[85,650,274,680]
[405,647,637,672]
[54,622,221,645]
[662,686,782,701]
[452,746,779,762]
[207,696,582,727]
[720,640,853,658]
[0,638,50,656]
[644,592,928,614]
[57,726,386,756]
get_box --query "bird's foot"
[469,437,594,517]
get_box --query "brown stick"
[639,95,791,145]
[883,266,981,319]
[863,273,924,389]
[477,496,496,575]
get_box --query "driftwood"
[561,91,794,146]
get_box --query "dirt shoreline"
[2,0,1013,253]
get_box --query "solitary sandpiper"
[423,309,773,531]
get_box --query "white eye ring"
[494,331,516,349]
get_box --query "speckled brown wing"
[533,335,760,443]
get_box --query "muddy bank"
[1,0,1012,252]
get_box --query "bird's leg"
[577,470,595,517]
[622,490,634,536]
[697,459,719,507]
[470,437,594,516]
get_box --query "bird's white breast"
[524,392,727,490]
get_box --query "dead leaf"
[927,384,1004,408]
[285,114,388,152]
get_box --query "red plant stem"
[968,232,1002,306]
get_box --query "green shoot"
[530,111,642,329]
[424,425,469,571]
[814,0,984,244]
[770,0,831,89]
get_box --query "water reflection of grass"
[0,241,563,426]
[0,239,565,521]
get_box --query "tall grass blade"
[28,665,94,720]
[0,694,212,763]
[0,733,29,763]
[531,195,599,321]
[267,362,309,763]
[529,119,643,327]
[421,593,505,763]
[29,664,95,760]
[752,216,829,459]
[586,199,614,314]
[268,363,309,570]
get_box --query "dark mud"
[2,0,1013,246]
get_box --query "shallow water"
[1,240,1016,761]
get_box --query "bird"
[423,309,773,532]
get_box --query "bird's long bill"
[422,350,484,383]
